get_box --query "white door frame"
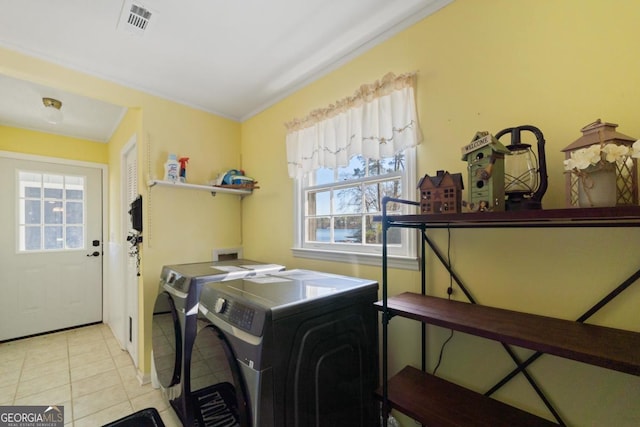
[121,135,139,366]
[0,150,109,323]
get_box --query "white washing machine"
[151,260,285,426]
[191,269,379,427]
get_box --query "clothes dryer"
[152,260,285,426]
[191,269,378,427]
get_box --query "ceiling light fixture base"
[42,97,63,124]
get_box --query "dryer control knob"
[214,298,227,314]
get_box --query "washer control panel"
[212,297,263,335]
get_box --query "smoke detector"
[118,1,154,36]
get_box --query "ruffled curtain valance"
[285,72,422,179]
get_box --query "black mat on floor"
[102,407,165,427]
[193,382,240,427]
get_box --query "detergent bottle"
[164,154,179,182]
[178,157,189,183]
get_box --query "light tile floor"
[0,323,183,427]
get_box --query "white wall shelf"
[147,179,252,196]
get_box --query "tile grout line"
[12,344,26,405]
[66,331,75,424]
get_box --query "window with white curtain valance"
[285,72,422,180]
[285,72,422,270]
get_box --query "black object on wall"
[129,195,143,232]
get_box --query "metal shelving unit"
[377,198,640,426]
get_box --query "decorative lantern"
[562,120,637,207]
[461,131,510,212]
[495,125,548,211]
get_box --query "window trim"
[291,247,420,270]
[292,147,418,270]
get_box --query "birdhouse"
[461,131,511,212]
[562,120,637,207]
[417,170,464,214]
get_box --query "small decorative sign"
[461,133,493,157]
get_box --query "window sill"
[291,247,419,270]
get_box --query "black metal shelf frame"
[379,197,640,426]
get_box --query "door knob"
[87,251,100,257]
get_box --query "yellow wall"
[241,0,640,425]
[1,47,243,376]
[0,125,108,163]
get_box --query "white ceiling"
[0,74,126,143]
[0,0,451,141]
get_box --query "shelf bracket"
[381,310,396,324]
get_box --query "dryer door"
[191,323,251,427]
[152,292,182,388]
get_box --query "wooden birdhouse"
[417,170,464,214]
[461,131,511,212]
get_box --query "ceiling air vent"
[118,1,153,36]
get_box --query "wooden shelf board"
[375,293,640,376]
[377,366,558,427]
[376,206,640,228]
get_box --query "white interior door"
[0,155,103,341]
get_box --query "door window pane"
[22,200,41,224]
[66,189,83,200]
[24,187,41,198]
[19,171,41,197]
[21,225,41,250]
[45,201,64,224]
[44,226,63,249]
[66,226,84,249]
[44,174,64,199]
[66,201,83,224]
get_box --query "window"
[293,148,417,268]
[286,72,421,268]
[18,171,86,251]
